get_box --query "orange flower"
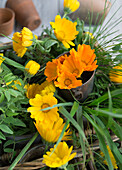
[54,71,82,89]
[77,44,98,71]
[62,52,84,78]
[44,60,58,82]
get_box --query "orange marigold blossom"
[27,93,59,123]
[42,141,76,168]
[62,52,84,78]
[54,71,82,89]
[77,44,98,71]
[35,117,72,143]
[25,60,40,75]
[109,64,122,83]
[50,15,79,48]
[64,0,80,13]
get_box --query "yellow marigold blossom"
[54,71,82,89]
[100,145,118,169]
[0,53,5,66]
[27,93,59,123]
[85,31,94,39]
[25,81,55,99]
[64,0,80,13]
[50,15,79,48]
[77,44,98,71]
[12,27,37,57]
[35,117,72,143]
[42,141,76,168]
[109,65,122,83]
[25,60,40,75]
[62,52,84,78]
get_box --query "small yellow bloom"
[35,117,72,143]
[25,60,40,75]
[27,93,59,123]
[50,15,79,48]
[42,141,76,168]
[64,0,80,13]
[85,31,94,39]
[0,53,5,66]
[25,81,55,99]
[12,80,21,90]
[100,145,118,169]
[12,27,37,57]
[109,65,122,83]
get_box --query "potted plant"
[0,0,122,169]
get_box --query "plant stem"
[8,132,39,170]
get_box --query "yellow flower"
[85,31,94,39]
[50,15,79,48]
[77,44,98,71]
[64,0,80,13]
[25,60,40,75]
[27,93,59,123]
[42,141,76,168]
[25,81,55,99]
[109,65,122,83]
[0,53,5,66]
[35,117,72,143]
[100,145,118,169]
[12,27,37,57]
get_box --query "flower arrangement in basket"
[0,0,122,169]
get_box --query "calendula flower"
[85,32,94,39]
[50,15,79,48]
[54,71,82,89]
[62,52,84,77]
[100,145,118,169]
[25,81,55,99]
[0,53,5,66]
[77,44,98,71]
[12,27,37,57]
[64,0,80,14]
[109,65,122,83]
[27,93,59,123]
[42,141,76,168]
[35,117,72,143]
[25,60,40,75]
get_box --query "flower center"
[73,69,79,76]
[64,78,72,86]
[41,103,50,113]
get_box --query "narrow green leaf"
[44,39,58,49]
[4,148,13,153]
[0,131,6,140]
[4,140,14,148]
[4,90,11,102]
[0,92,5,103]
[0,124,13,134]
[8,89,22,97]
[88,88,122,106]
[4,117,26,127]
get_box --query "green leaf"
[89,88,122,106]
[0,124,13,134]
[6,111,20,117]
[0,92,5,103]
[4,140,14,148]
[4,90,11,101]
[3,56,25,71]
[0,131,6,140]
[44,39,58,49]
[95,109,122,118]
[8,89,22,97]
[4,117,26,127]
[112,44,121,51]
[4,148,13,153]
